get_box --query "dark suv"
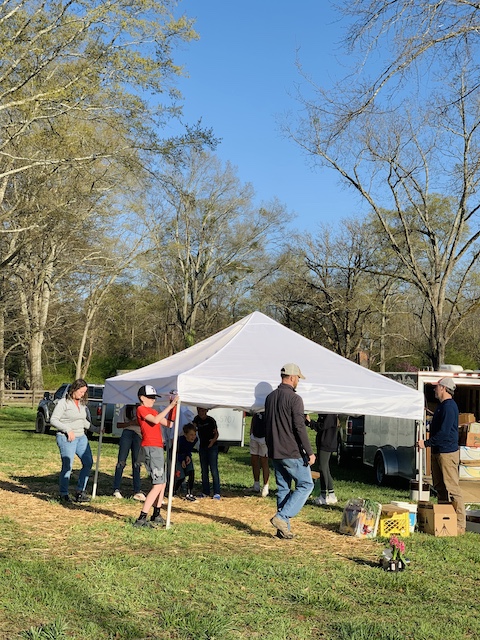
[35,383,114,434]
[336,415,364,465]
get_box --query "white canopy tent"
[102,310,424,418]
[94,311,425,524]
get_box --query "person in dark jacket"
[417,377,466,534]
[306,413,338,505]
[265,363,315,539]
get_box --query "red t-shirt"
[136,405,163,447]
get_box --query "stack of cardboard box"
[458,413,480,479]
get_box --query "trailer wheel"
[374,453,386,486]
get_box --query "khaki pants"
[431,450,466,530]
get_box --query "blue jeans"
[113,429,142,493]
[199,445,220,496]
[273,458,314,529]
[56,432,93,496]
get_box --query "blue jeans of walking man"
[56,432,93,496]
[113,429,142,494]
[199,445,220,496]
[273,458,314,530]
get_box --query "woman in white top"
[50,378,93,503]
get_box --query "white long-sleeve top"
[50,398,90,437]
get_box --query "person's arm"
[208,419,219,447]
[142,396,179,428]
[292,396,314,460]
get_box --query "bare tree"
[143,150,288,350]
[289,65,480,368]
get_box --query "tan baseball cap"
[281,363,305,379]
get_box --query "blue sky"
[169,0,366,233]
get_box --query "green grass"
[1,408,480,639]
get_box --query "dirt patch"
[0,472,380,564]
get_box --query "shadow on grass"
[170,503,275,538]
[0,474,127,521]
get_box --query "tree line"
[2,0,480,399]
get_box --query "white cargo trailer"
[363,368,480,484]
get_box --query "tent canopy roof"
[103,311,424,420]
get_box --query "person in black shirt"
[193,407,221,499]
[249,412,270,496]
[306,413,338,506]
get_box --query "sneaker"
[59,494,71,503]
[261,484,269,498]
[313,496,327,506]
[270,514,289,537]
[75,491,91,503]
[212,494,221,500]
[133,518,157,528]
[185,494,196,502]
[113,489,123,499]
[197,493,209,498]
[326,493,338,505]
[252,482,260,492]
[151,514,166,526]
[133,492,146,502]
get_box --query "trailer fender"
[374,447,399,485]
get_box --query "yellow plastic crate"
[378,510,410,537]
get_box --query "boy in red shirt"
[134,384,179,528]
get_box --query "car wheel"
[35,412,49,434]
[374,453,386,486]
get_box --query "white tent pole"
[92,403,106,498]
[166,400,181,529]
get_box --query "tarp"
[103,311,424,420]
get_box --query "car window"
[88,386,104,400]
[54,384,69,400]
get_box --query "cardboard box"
[459,413,476,425]
[460,445,480,462]
[466,432,480,447]
[468,422,480,434]
[417,502,457,536]
[459,463,480,479]
[466,509,480,534]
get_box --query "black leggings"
[174,470,194,495]
[317,450,334,493]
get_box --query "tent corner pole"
[166,400,181,529]
[92,403,107,498]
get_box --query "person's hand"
[417,439,425,449]
[208,438,215,448]
[185,455,191,465]
[308,453,316,466]
[67,431,75,442]
[171,394,179,406]
[182,460,186,468]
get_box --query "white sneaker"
[313,496,327,506]
[326,494,338,505]
[261,484,269,497]
[133,492,146,502]
[113,489,123,499]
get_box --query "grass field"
[1,407,480,639]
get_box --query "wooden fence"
[0,390,53,408]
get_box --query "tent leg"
[166,401,181,529]
[92,405,106,498]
